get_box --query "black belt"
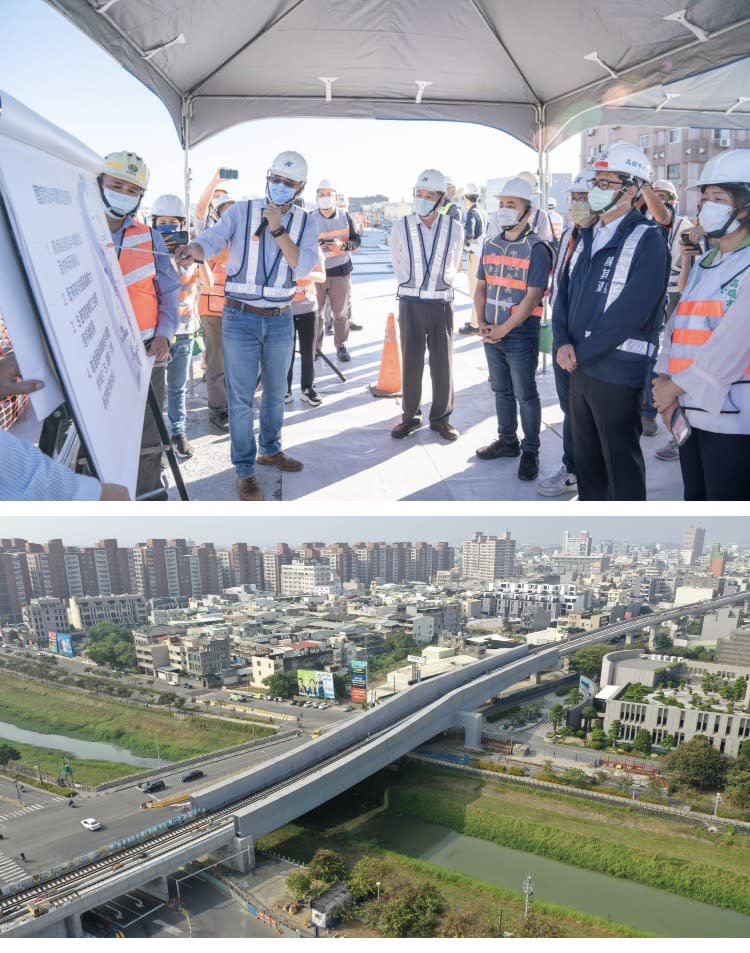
[226,296,288,316]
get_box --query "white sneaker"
[284,390,293,404]
[301,386,323,407]
[536,465,577,496]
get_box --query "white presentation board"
[0,90,151,497]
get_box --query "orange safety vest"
[117,222,159,335]
[481,227,550,325]
[668,246,750,382]
[178,267,199,319]
[198,249,229,316]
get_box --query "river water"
[0,720,163,768]
[361,815,750,937]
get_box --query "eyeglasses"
[588,177,625,191]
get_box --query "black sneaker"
[325,325,334,335]
[349,321,363,331]
[301,387,323,407]
[476,439,520,460]
[171,432,194,458]
[337,346,351,362]
[209,412,229,433]
[518,451,539,481]
[458,323,479,335]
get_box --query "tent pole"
[183,97,192,232]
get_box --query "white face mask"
[495,207,520,228]
[317,195,335,210]
[103,187,140,217]
[587,187,619,214]
[698,200,741,238]
[414,196,436,217]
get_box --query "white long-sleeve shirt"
[389,215,463,288]
[1,429,101,500]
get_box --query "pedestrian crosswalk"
[0,852,28,885]
[0,802,44,823]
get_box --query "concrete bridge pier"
[65,913,83,937]
[220,834,254,873]
[455,710,483,750]
[142,874,170,902]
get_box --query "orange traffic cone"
[369,311,402,398]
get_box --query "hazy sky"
[2,0,582,203]
[1,511,745,550]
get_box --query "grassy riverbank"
[387,763,750,915]
[0,671,273,766]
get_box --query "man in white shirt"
[389,169,464,441]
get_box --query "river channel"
[360,814,750,937]
[0,720,164,768]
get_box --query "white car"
[80,817,102,831]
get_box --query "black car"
[140,779,166,794]
[181,769,205,783]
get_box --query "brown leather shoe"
[237,477,264,501]
[391,419,422,439]
[430,421,460,441]
[256,451,304,472]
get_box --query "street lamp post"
[155,735,161,769]
[632,783,638,802]
[375,881,381,901]
[714,792,722,817]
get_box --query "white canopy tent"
[44,0,750,203]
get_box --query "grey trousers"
[398,298,454,425]
[199,312,227,414]
[315,273,351,348]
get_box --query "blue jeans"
[166,334,192,437]
[484,326,541,453]
[222,304,294,478]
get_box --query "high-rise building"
[462,531,516,582]
[681,526,706,566]
[562,530,592,558]
[709,544,726,578]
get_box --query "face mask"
[103,188,140,217]
[267,181,297,206]
[495,207,520,228]
[317,195,335,210]
[698,200,741,238]
[569,201,596,228]
[587,187,620,214]
[414,197,437,217]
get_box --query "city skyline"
[0,514,743,550]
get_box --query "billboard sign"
[350,659,367,703]
[407,654,426,665]
[57,632,74,658]
[48,630,58,653]
[297,669,335,700]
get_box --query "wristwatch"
[270,225,286,238]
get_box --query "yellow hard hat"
[102,151,150,190]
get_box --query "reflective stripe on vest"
[199,250,228,316]
[604,223,651,311]
[668,246,750,393]
[224,202,306,302]
[481,229,546,325]
[117,222,158,337]
[316,208,351,270]
[398,214,454,301]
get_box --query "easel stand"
[316,347,347,383]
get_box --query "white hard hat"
[517,170,539,191]
[547,197,557,209]
[213,194,235,211]
[498,177,535,203]
[464,182,480,196]
[414,169,447,192]
[652,179,678,198]
[317,178,335,192]
[102,151,149,190]
[151,194,186,219]
[569,169,592,194]
[593,141,652,184]
[268,150,308,183]
[693,149,750,189]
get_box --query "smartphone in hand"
[670,406,692,446]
